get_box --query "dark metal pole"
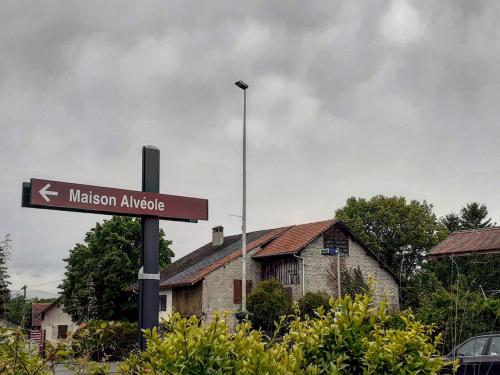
[139,145,160,350]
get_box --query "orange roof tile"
[253,219,337,257]
[160,226,290,287]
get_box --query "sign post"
[138,145,160,350]
[22,145,208,350]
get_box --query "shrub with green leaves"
[118,313,293,374]
[0,328,49,375]
[415,286,500,353]
[297,291,330,318]
[246,278,292,331]
[120,293,444,374]
[69,320,137,361]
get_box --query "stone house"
[157,219,399,322]
[33,298,78,342]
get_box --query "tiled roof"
[430,226,500,257]
[253,219,336,257]
[161,227,290,288]
[157,220,336,288]
[127,218,397,290]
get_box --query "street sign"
[321,247,348,256]
[22,146,209,350]
[22,178,208,222]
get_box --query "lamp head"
[235,80,249,90]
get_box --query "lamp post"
[235,80,248,311]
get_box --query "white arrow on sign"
[39,183,59,202]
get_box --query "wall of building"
[345,237,399,308]
[40,304,78,342]
[300,237,332,296]
[159,288,173,321]
[202,248,261,326]
[300,235,399,309]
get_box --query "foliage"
[285,294,443,374]
[415,284,500,354]
[335,195,447,282]
[247,279,292,331]
[6,295,31,328]
[60,216,173,322]
[119,313,293,375]
[119,293,444,375]
[440,202,495,232]
[428,254,500,293]
[0,235,11,320]
[341,266,369,299]
[55,320,137,362]
[0,327,49,375]
[297,291,329,319]
[440,213,462,233]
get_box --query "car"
[440,333,500,375]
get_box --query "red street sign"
[24,178,208,222]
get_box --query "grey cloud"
[1,0,499,294]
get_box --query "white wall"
[159,288,172,321]
[40,304,78,342]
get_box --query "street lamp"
[234,80,248,311]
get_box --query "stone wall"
[299,234,399,309]
[202,247,261,326]
[345,238,399,308]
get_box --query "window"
[233,279,253,304]
[57,325,68,339]
[488,336,500,356]
[323,226,349,255]
[456,337,488,357]
[160,294,167,312]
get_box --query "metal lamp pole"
[235,80,248,311]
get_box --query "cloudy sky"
[1,1,499,297]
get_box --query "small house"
[155,219,399,323]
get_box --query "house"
[430,226,500,258]
[155,219,399,322]
[33,298,78,342]
[31,303,50,330]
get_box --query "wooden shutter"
[57,325,68,339]
[234,279,242,304]
[234,279,253,304]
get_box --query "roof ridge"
[450,226,500,235]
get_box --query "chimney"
[212,226,224,247]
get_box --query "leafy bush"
[342,266,369,298]
[0,328,49,375]
[297,291,329,318]
[69,320,137,361]
[119,293,444,374]
[247,279,292,331]
[415,287,500,353]
[118,313,292,374]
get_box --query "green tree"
[0,235,11,319]
[335,196,447,283]
[6,296,31,328]
[440,202,495,232]
[60,216,173,323]
[460,202,494,229]
[440,213,461,232]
